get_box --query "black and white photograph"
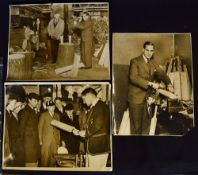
[7,3,109,81]
[113,33,194,136]
[3,82,112,171]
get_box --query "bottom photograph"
[3,82,111,171]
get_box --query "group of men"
[4,87,110,169]
[48,11,94,68]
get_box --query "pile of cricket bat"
[165,56,192,101]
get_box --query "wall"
[113,33,174,66]
[174,33,193,82]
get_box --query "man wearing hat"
[73,87,110,169]
[40,93,52,113]
[18,93,40,167]
[60,103,80,154]
[38,100,60,167]
[47,12,65,63]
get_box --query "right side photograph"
[112,33,194,136]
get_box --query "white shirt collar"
[142,54,149,63]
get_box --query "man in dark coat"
[74,87,110,169]
[73,12,94,68]
[18,93,40,167]
[128,41,174,135]
[4,93,18,166]
[38,100,60,167]
[60,103,80,154]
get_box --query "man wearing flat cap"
[60,103,80,154]
[18,93,40,167]
[38,100,60,167]
[73,87,110,169]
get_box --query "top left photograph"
[7,3,110,81]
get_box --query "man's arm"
[74,20,92,30]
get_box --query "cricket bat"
[149,105,158,135]
[51,120,75,133]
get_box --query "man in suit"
[4,92,18,166]
[60,103,80,154]
[47,12,64,63]
[128,41,174,135]
[73,12,94,68]
[73,87,110,169]
[18,93,40,167]
[38,100,60,167]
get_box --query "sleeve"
[129,59,149,89]
[154,64,172,86]
[38,114,45,145]
[86,103,108,137]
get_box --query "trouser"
[87,153,109,169]
[128,102,150,135]
[81,40,93,67]
[51,38,59,63]
[41,138,58,167]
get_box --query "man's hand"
[148,82,160,89]
[167,84,174,93]
[79,130,86,138]
[72,128,80,136]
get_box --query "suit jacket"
[38,111,60,147]
[86,100,110,155]
[18,105,39,163]
[128,55,171,104]
[75,19,93,42]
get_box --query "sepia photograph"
[7,3,109,81]
[112,33,194,136]
[3,82,112,171]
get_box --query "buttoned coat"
[86,100,110,155]
[128,55,171,104]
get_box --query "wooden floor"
[31,57,110,81]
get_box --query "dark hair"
[81,87,97,96]
[27,93,39,100]
[82,11,90,16]
[143,41,155,49]
[64,103,74,111]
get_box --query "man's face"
[66,110,73,116]
[143,45,154,59]
[13,102,23,114]
[54,13,60,20]
[55,99,62,109]
[29,98,38,108]
[47,105,55,113]
[82,14,88,21]
[44,96,52,103]
[8,99,17,111]
[82,94,91,107]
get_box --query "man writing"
[128,41,174,135]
